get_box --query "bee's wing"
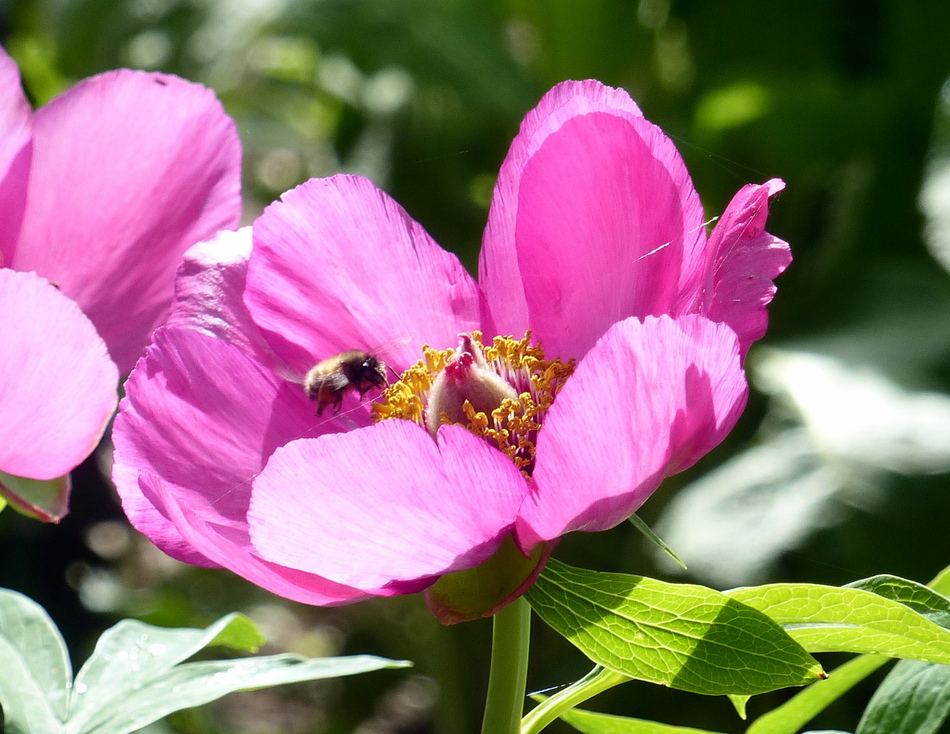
[369,335,415,372]
[272,363,307,385]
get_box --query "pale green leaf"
[67,613,263,732]
[74,654,411,734]
[527,560,823,696]
[0,592,410,734]
[0,589,72,734]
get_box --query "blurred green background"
[3,1,950,732]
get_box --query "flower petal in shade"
[249,422,529,593]
[701,179,791,359]
[0,269,118,480]
[10,70,241,372]
[141,470,371,606]
[167,227,283,373]
[113,327,323,567]
[516,314,747,551]
[480,80,706,360]
[0,48,32,265]
[245,175,482,378]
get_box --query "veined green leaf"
[527,560,823,696]
[728,583,950,662]
[846,575,950,628]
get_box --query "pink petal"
[0,48,32,266]
[0,269,118,480]
[113,327,329,567]
[10,70,241,372]
[516,314,747,550]
[249,421,529,592]
[480,80,706,360]
[700,179,790,358]
[167,227,285,373]
[142,471,371,605]
[245,175,482,379]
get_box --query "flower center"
[373,331,575,477]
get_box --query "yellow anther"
[373,331,575,478]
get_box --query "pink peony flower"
[0,47,241,520]
[113,80,789,621]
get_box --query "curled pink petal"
[516,314,747,550]
[10,70,241,371]
[480,80,706,359]
[113,327,325,566]
[0,48,32,265]
[249,422,529,592]
[701,179,790,358]
[245,175,483,377]
[0,269,118,480]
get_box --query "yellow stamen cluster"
[374,332,575,477]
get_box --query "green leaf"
[728,694,749,719]
[0,589,73,734]
[524,666,630,734]
[77,653,411,734]
[0,469,70,522]
[527,560,823,696]
[206,612,267,652]
[728,583,950,661]
[846,575,950,628]
[929,562,950,596]
[856,659,950,734]
[628,514,687,570]
[559,705,726,734]
[745,655,890,734]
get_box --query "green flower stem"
[480,596,531,734]
[521,666,627,734]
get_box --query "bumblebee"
[304,350,389,415]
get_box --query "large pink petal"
[0,269,118,479]
[142,471,371,606]
[516,314,747,550]
[10,70,241,372]
[113,327,338,567]
[245,175,482,379]
[167,227,286,373]
[480,80,706,360]
[699,179,790,358]
[0,48,32,265]
[249,422,529,593]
